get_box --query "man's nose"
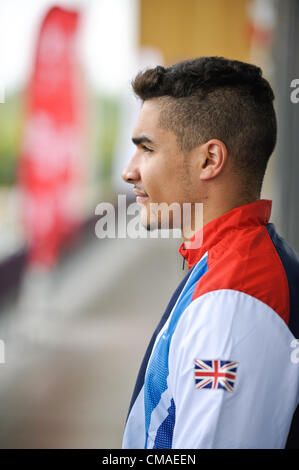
[121,158,140,184]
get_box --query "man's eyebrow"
[132,135,154,146]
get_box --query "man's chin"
[140,212,178,232]
[141,217,158,231]
[140,204,180,231]
[140,213,158,231]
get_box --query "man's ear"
[199,139,228,180]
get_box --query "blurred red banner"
[19,6,86,268]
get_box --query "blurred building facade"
[140,0,250,64]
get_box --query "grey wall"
[273,0,299,253]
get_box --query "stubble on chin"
[140,204,159,231]
[143,212,158,231]
[142,203,180,232]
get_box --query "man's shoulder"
[191,222,298,326]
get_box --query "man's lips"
[133,188,149,203]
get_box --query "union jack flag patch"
[194,359,239,392]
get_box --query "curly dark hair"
[132,56,277,192]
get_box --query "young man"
[121,57,299,449]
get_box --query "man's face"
[122,99,198,230]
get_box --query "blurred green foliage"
[95,94,120,178]
[0,92,22,185]
[93,93,120,198]
[0,90,121,197]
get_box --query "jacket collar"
[179,199,272,270]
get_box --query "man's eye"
[142,145,153,152]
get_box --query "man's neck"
[181,196,260,246]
